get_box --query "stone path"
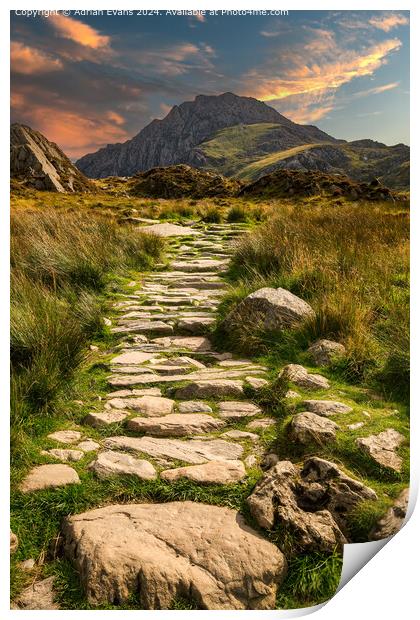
[16,220,408,609]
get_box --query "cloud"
[195,13,206,23]
[352,82,399,98]
[132,41,216,76]
[11,41,63,74]
[49,14,110,48]
[369,13,409,32]
[158,103,173,118]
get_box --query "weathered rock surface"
[289,412,339,444]
[218,401,262,419]
[11,123,94,193]
[47,430,82,444]
[84,410,128,428]
[307,339,346,366]
[302,400,352,416]
[138,222,200,237]
[12,576,59,610]
[89,451,156,480]
[224,287,314,332]
[357,429,405,471]
[111,351,157,365]
[127,413,225,437]
[280,364,330,390]
[370,488,410,540]
[62,502,286,609]
[107,395,175,416]
[247,418,276,429]
[178,400,213,413]
[77,440,100,452]
[42,448,84,462]
[222,430,259,441]
[104,436,243,464]
[247,457,377,551]
[161,460,246,484]
[20,464,80,493]
[246,376,269,389]
[175,379,244,399]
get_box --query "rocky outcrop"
[239,168,397,201]
[11,124,94,193]
[62,501,287,609]
[130,164,241,198]
[247,458,377,552]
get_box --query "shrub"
[227,204,248,223]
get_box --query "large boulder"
[224,287,314,333]
[62,501,287,609]
[247,457,377,552]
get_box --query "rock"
[111,351,157,365]
[224,287,314,333]
[175,380,244,399]
[356,429,405,471]
[47,430,82,444]
[247,457,376,552]
[218,401,261,419]
[11,123,94,194]
[77,440,100,452]
[222,430,259,441]
[62,501,286,609]
[161,336,212,351]
[370,488,410,540]
[246,377,269,389]
[262,453,280,470]
[177,317,216,333]
[289,412,339,444]
[89,451,156,480]
[178,400,213,413]
[161,460,246,484]
[42,448,84,462]
[247,418,276,429]
[307,339,346,366]
[12,576,59,610]
[104,436,243,465]
[245,455,258,468]
[20,558,36,571]
[107,395,175,416]
[171,259,228,273]
[348,422,365,430]
[103,317,112,327]
[280,364,330,390]
[106,388,162,398]
[84,410,128,428]
[302,400,352,416]
[285,390,300,399]
[111,321,173,335]
[127,414,225,437]
[20,464,80,493]
[10,530,18,553]
[137,223,199,237]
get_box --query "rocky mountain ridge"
[11,124,94,193]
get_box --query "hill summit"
[76,92,337,178]
[11,124,94,193]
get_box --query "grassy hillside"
[195,123,409,188]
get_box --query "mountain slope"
[76,92,337,178]
[196,125,409,189]
[11,124,94,193]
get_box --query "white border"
[1,2,417,619]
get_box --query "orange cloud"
[369,13,409,32]
[282,104,335,124]
[244,37,401,103]
[49,14,110,49]
[106,111,125,125]
[11,41,63,74]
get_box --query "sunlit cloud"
[49,13,110,49]
[369,13,409,32]
[352,82,399,98]
[11,41,63,74]
[135,42,215,76]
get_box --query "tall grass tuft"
[223,201,409,400]
[11,208,164,429]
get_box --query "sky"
[10,10,410,159]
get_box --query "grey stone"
[84,410,128,428]
[247,418,276,429]
[289,412,339,444]
[175,380,244,399]
[357,429,405,471]
[47,430,82,444]
[127,414,225,437]
[280,364,330,390]
[42,448,84,462]
[178,400,213,413]
[20,464,80,493]
[12,576,59,610]
[370,488,410,540]
[302,400,353,416]
[218,401,262,419]
[161,460,246,484]
[89,451,156,480]
[308,339,346,366]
